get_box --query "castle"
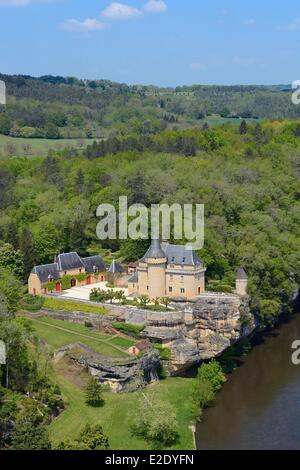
[128,239,207,301]
[28,240,248,301]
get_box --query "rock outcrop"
[57,342,161,393]
[126,292,256,373]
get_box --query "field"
[29,315,196,450]
[29,316,134,358]
[0,135,94,157]
[50,366,196,450]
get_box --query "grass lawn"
[43,297,107,315]
[50,368,196,450]
[0,134,94,157]
[28,316,130,358]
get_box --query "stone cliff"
[126,292,256,373]
[55,342,161,393]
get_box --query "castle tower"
[145,239,167,299]
[236,268,248,296]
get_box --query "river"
[196,313,300,450]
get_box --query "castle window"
[169,287,173,293]
[182,257,186,263]
[180,288,185,294]
[147,286,149,291]
[79,269,82,273]
[171,256,175,263]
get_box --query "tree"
[192,377,215,413]
[115,290,126,304]
[197,360,226,393]
[11,420,51,450]
[132,396,178,446]
[0,113,10,135]
[19,227,36,279]
[239,119,248,135]
[0,243,24,279]
[137,295,150,308]
[106,289,116,304]
[56,424,109,450]
[85,376,104,407]
[160,297,171,310]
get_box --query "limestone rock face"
[64,342,161,393]
[129,292,256,372]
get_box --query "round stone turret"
[145,239,167,299]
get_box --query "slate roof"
[141,239,203,267]
[236,268,248,280]
[81,256,106,273]
[143,239,167,260]
[107,259,124,274]
[162,243,203,267]
[32,263,60,283]
[57,252,84,272]
[128,271,138,283]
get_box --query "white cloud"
[277,18,300,32]
[143,0,167,13]
[101,2,142,20]
[61,18,107,33]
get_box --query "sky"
[0,0,299,87]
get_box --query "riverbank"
[196,312,300,450]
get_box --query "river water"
[196,313,300,450]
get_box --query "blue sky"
[0,0,299,86]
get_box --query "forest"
[0,74,300,141]
[0,118,299,328]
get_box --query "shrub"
[112,322,145,338]
[20,294,44,312]
[197,360,226,393]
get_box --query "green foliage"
[0,243,24,280]
[20,294,44,312]
[137,295,150,308]
[192,378,215,415]
[55,424,110,450]
[112,322,145,338]
[197,360,226,393]
[11,418,51,450]
[131,395,178,447]
[85,376,104,407]
[0,117,299,329]
[154,343,171,360]
[0,268,22,313]
[258,299,281,326]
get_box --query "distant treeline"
[0,74,300,141]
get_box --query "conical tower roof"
[236,267,248,280]
[144,239,166,260]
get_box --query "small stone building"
[128,340,152,356]
[128,239,206,301]
[28,252,106,296]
